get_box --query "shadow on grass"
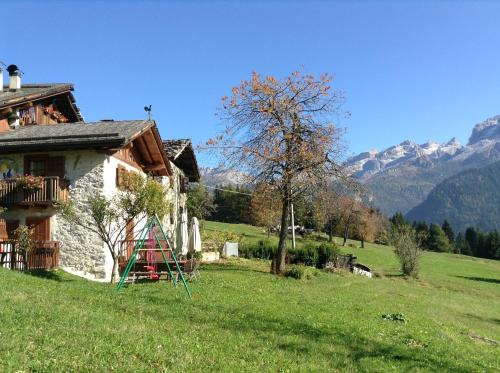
[384,273,405,278]
[456,276,500,284]
[23,269,66,282]
[464,313,500,326]
[185,302,475,372]
[201,263,269,274]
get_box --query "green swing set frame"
[116,214,192,299]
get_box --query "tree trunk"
[361,239,364,248]
[110,255,119,283]
[328,223,334,242]
[267,226,271,239]
[343,225,348,246]
[272,192,290,274]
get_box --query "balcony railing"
[118,239,173,273]
[0,177,69,206]
[0,240,60,271]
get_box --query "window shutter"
[47,156,65,178]
[116,166,126,188]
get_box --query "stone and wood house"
[0,64,199,281]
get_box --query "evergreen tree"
[211,184,252,223]
[390,213,409,228]
[465,227,479,256]
[442,220,455,244]
[485,230,500,260]
[455,232,472,256]
[427,223,450,252]
[413,221,430,250]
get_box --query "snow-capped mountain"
[199,166,248,187]
[346,115,500,215]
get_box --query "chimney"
[7,64,21,91]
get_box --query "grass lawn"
[0,222,499,372]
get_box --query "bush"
[316,243,339,269]
[239,239,276,259]
[294,244,318,267]
[284,265,319,280]
[391,225,422,278]
[284,265,304,279]
[240,241,339,269]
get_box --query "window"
[30,160,46,176]
[116,165,138,190]
[24,155,65,178]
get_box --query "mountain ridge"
[406,160,500,232]
[346,115,500,214]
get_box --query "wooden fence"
[0,240,60,271]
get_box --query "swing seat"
[150,273,160,281]
[146,265,155,272]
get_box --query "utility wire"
[204,185,253,196]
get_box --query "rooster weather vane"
[144,105,152,120]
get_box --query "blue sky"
[3,0,500,166]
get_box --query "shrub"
[294,244,318,267]
[391,225,422,278]
[239,239,275,259]
[284,265,319,280]
[316,243,339,268]
[284,265,305,279]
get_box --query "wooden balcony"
[0,177,69,207]
[0,240,60,271]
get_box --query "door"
[26,217,51,241]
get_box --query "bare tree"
[207,71,346,274]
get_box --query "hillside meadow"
[0,221,498,372]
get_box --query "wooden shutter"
[46,156,65,178]
[26,217,50,241]
[0,220,7,240]
[116,165,126,188]
[0,219,20,240]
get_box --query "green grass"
[204,220,329,247]
[0,222,499,372]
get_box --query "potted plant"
[15,175,45,191]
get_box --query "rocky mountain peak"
[468,115,500,145]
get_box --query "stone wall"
[53,150,108,280]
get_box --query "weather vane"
[144,105,152,120]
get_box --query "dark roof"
[0,120,154,153]
[162,139,200,181]
[163,139,191,159]
[0,83,83,121]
